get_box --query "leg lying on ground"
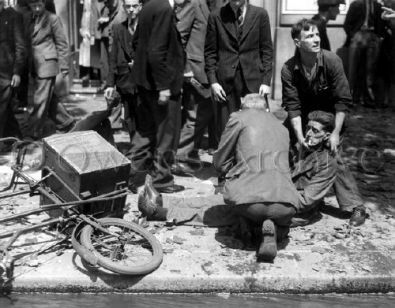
[138,175,234,226]
[334,151,367,226]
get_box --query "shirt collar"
[294,49,324,71]
[230,2,247,18]
[168,0,175,8]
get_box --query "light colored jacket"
[214,109,300,209]
[30,11,69,78]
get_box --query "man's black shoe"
[155,184,184,194]
[290,208,322,227]
[349,206,366,227]
[171,162,194,176]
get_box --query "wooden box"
[41,131,131,217]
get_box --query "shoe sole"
[257,219,277,262]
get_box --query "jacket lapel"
[219,3,237,41]
[200,0,210,21]
[31,12,48,39]
[240,5,258,43]
[119,21,134,58]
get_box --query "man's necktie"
[30,15,38,35]
[236,8,243,40]
[34,15,40,25]
[128,19,135,35]
[237,8,243,27]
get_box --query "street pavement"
[0,94,394,293]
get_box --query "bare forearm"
[333,111,346,134]
[290,116,304,142]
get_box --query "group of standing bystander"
[0,0,76,140]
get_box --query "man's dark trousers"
[0,83,22,138]
[119,91,137,139]
[334,144,364,211]
[177,81,216,161]
[217,66,248,138]
[128,87,181,188]
[27,76,74,137]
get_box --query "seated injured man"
[137,95,344,262]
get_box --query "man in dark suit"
[205,0,273,139]
[172,0,215,175]
[344,0,389,106]
[26,0,75,139]
[312,0,344,51]
[105,0,142,139]
[0,0,25,138]
[128,0,186,193]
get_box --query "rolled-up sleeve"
[281,62,301,119]
[328,55,351,113]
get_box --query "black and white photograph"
[0,0,394,306]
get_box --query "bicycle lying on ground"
[0,137,163,288]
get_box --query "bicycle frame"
[0,137,130,283]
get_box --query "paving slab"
[0,95,394,294]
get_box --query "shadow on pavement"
[71,252,145,289]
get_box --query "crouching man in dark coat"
[213,93,300,261]
[138,94,300,262]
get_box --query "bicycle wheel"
[80,218,163,275]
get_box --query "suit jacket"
[29,11,69,79]
[176,0,210,85]
[133,0,185,94]
[0,7,26,81]
[205,3,273,93]
[213,109,300,209]
[107,19,136,93]
[343,0,387,47]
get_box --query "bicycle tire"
[80,218,163,275]
[71,220,100,267]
